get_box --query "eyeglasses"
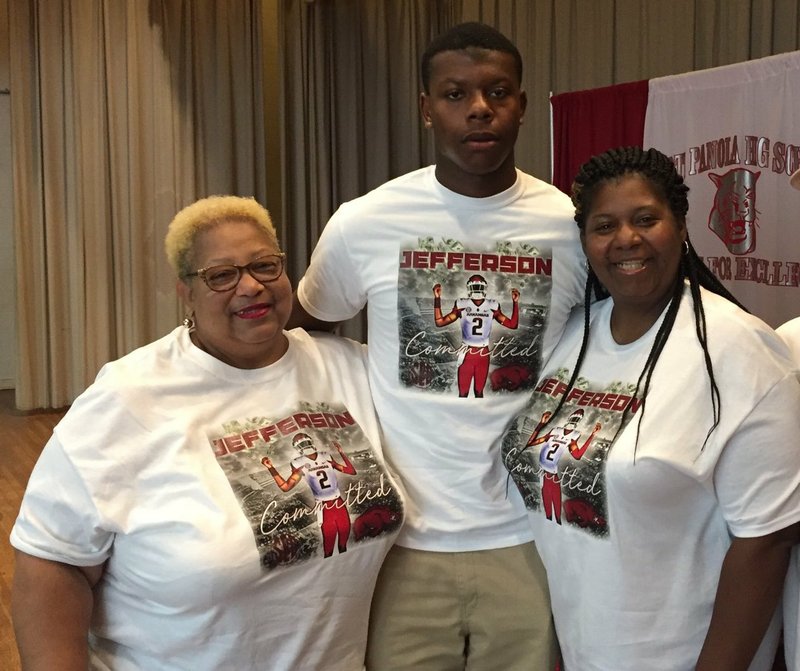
[185,254,286,292]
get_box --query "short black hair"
[421,22,523,93]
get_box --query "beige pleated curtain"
[10,0,800,409]
[10,0,269,409]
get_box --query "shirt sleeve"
[10,434,114,566]
[296,204,367,322]
[714,371,800,538]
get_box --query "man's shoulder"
[324,166,434,234]
[515,170,575,212]
[341,166,433,208]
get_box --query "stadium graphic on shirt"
[209,401,403,570]
[501,369,642,538]
[397,238,553,396]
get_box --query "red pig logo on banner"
[707,167,761,255]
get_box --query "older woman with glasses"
[11,196,404,670]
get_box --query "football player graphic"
[525,408,601,524]
[433,275,520,398]
[261,433,357,557]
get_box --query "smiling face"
[420,48,526,197]
[177,219,292,369]
[582,174,686,333]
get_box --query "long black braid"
[544,147,748,454]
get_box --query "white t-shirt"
[777,316,800,671]
[11,327,405,671]
[502,288,800,670]
[778,316,800,363]
[297,166,585,551]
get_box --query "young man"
[290,23,586,670]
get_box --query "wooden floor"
[0,390,66,671]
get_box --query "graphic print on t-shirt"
[397,238,553,397]
[502,369,642,538]
[210,401,403,570]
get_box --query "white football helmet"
[292,433,316,457]
[467,274,487,299]
[566,408,584,429]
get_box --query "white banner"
[644,51,800,328]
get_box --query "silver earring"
[683,240,690,256]
[182,314,195,332]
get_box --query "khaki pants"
[366,542,558,671]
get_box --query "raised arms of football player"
[432,284,459,327]
[696,521,800,671]
[526,411,553,447]
[569,422,602,460]
[329,442,357,475]
[286,294,339,332]
[494,288,520,328]
[12,551,105,671]
[261,456,303,492]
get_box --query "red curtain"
[550,80,649,194]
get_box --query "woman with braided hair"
[501,146,800,670]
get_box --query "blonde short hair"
[164,195,279,278]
